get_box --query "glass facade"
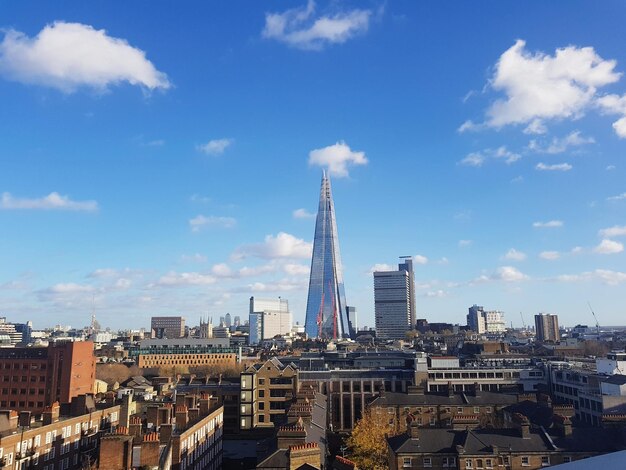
[304,171,350,339]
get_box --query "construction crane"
[520,312,526,330]
[587,302,600,336]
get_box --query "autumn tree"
[347,407,398,470]
[96,363,141,387]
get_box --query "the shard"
[304,171,351,340]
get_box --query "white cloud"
[459,146,520,167]
[593,239,624,255]
[189,215,236,232]
[211,263,233,277]
[197,138,234,156]
[459,152,485,167]
[597,94,626,138]
[283,263,310,276]
[248,278,307,292]
[46,283,95,294]
[422,290,449,298]
[523,119,547,135]
[535,162,573,172]
[414,255,428,265]
[493,266,529,282]
[484,40,620,128]
[599,225,626,238]
[0,192,98,211]
[530,131,594,154]
[607,192,626,202]
[114,278,132,289]
[293,208,315,219]
[308,141,367,177]
[606,165,616,171]
[262,0,372,51]
[0,21,170,92]
[369,263,394,273]
[556,269,626,286]
[457,120,485,133]
[180,253,208,263]
[539,251,560,260]
[503,248,527,261]
[533,220,563,228]
[234,232,312,260]
[157,271,216,286]
[571,246,583,254]
[458,240,472,248]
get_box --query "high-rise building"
[224,313,232,328]
[249,297,292,345]
[467,305,506,333]
[535,313,560,342]
[374,257,417,340]
[304,171,351,340]
[150,316,185,339]
[233,315,241,327]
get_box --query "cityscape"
[2,1,626,470]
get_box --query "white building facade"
[248,297,292,345]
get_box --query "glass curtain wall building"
[304,171,350,340]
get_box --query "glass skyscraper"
[304,171,350,340]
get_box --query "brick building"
[0,341,95,413]
[150,316,185,339]
[98,392,224,470]
[387,413,625,470]
[130,338,238,370]
[240,357,298,430]
[0,395,119,470]
[369,386,518,431]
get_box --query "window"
[258,415,264,423]
[485,458,493,468]
[521,456,530,466]
[457,407,464,413]
[541,456,550,466]
[402,457,411,468]
[45,432,51,444]
[476,459,483,469]
[258,390,265,398]
[466,461,473,469]
[443,457,456,467]
[474,407,480,414]
[429,417,436,426]
[423,457,432,467]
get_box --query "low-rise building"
[130,338,238,370]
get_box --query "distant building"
[374,257,416,340]
[467,305,506,333]
[224,313,232,328]
[131,338,236,370]
[199,317,213,339]
[249,297,292,345]
[0,341,96,413]
[150,316,185,339]
[0,317,32,344]
[535,313,560,342]
[233,315,241,327]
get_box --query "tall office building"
[249,297,292,345]
[535,313,560,342]
[374,257,417,340]
[304,171,351,340]
[150,316,185,339]
[224,313,232,328]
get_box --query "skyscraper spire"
[304,171,350,339]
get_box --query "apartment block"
[130,338,237,370]
[150,316,185,339]
[0,395,119,470]
[0,341,95,413]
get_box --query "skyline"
[1,1,626,329]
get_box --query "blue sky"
[1,1,626,330]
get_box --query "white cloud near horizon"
[197,138,234,156]
[459,146,520,167]
[414,255,428,265]
[262,0,372,51]
[556,269,626,286]
[533,220,563,228]
[157,271,216,287]
[0,22,170,92]
[0,192,98,211]
[369,263,394,273]
[539,251,560,260]
[189,215,236,232]
[607,192,626,202]
[309,141,367,178]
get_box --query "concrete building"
[535,313,560,342]
[374,257,416,340]
[249,297,292,345]
[0,317,32,345]
[0,341,95,413]
[151,316,185,339]
[0,395,120,470]
[130,338,237,370]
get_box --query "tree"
[96,363,141,386]
[346,408,398,470]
